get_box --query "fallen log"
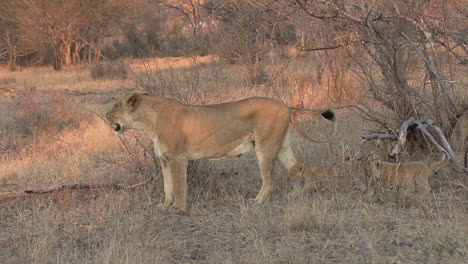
[357,132,398,160]
[389,117,415,159]
[359,118,468,173]
[24,177,154,194]
[361,133,398,141]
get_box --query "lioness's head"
[105,93,142,135]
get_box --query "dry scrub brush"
[254,0,467,161]
[2,93,90,152]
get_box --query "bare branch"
[389,117,415,159]
[384,118,467,172]
[294,0,340,20]
[361,133,398,141]
[25,182,125,194]
[24,177,154,194]
[290,40,362,52]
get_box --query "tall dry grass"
[0,57,466,263]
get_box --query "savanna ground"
[0,55,467,264]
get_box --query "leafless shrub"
[7,94,88,148]
[0,77,16,87]
[136,58,209,104]
[113,132,161,187]
[1,0,124,70]
[90,61,129,80]
[279,0,467,161]
[246,61,270,85]
[210,1,291,85]
[288,1,466,132]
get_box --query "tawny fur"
[345,154,450,193]
[105,93,337,210]
[289,164,351,193]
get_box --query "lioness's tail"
[290,110,337,143]
[430,153,450,170]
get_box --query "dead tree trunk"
[360,118,467,173]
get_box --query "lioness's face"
[105,94,141,135]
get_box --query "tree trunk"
[61,42,72,67]
[87,46,93,63]
[5,31,17,71]
[7,46,17,71]
[72,40,84,64]
[53,46,62,71]
[93,39,103,62]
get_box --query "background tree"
[0,0,123,70]
[0,13,19,70]
[286,0,466,134]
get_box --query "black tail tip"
[321,110,336,121]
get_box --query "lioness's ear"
[126,94,141,109]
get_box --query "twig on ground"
[24,177,154,194]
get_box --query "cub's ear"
[375,160,381,168]
[126,93,142,109]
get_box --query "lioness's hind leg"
[278,131,303,194]
[278,131,297,170]
[253,114,290,203]
[254,150,278,203]
[254,134,289,202]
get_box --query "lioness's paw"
[250,197,268,207]
[156,203,169,210]
[156,203,188,215]
[247,197,257,203]
[253,194,270,203]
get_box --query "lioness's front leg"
[164,157,188,211]
[159,158,174,208]
[173,158,189,210]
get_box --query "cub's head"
[343,155,367,169]
[289,164,305,182]
[105,93,142,135]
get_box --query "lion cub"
[348,154,450,193]
[289,164,351,193]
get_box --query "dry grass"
[0,57,466,263]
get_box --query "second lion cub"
[369,153,450,193]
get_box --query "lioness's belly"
[187,138,255,160]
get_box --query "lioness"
[346,154,450,193]
[105,93,337,210]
